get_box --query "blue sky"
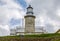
[16,0,27,11]
[10,18,22,26]
[14,0,27,8]
[0,0,27,36]
[9,0,27,26]
[9,0,27,27]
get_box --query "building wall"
[25,16,35,33]
[10,29,16,35]
[10,26,47,35]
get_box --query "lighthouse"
[24,5,36,34]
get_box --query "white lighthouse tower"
[24,5,36,34]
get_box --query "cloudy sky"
[0,0,60,36]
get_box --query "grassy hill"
[0,33,60,41]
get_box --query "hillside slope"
[0,33,60,41]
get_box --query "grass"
[24,33,60,37]
[0,33,60,41]
[1,33,60,38]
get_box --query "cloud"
[10,18,23,26]
[30,0,60,32]
[0,25,10,36]
[25,0,32,4]
[0,0,26,36]
[0,0,60,36]
[14,0,27,8]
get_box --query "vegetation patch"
[0,33,60,41]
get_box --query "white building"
[10,26,47,35]
[10,29,16,35]
[10,5,47,35]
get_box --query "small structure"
[56,29,60,33]
[10,29,16,35]
[10,26,46,35]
